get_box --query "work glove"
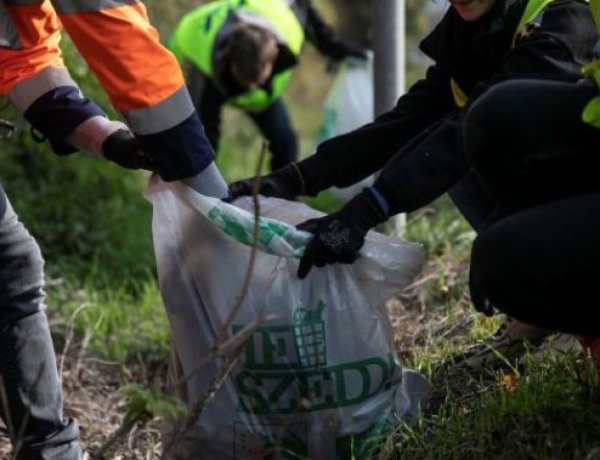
[333,40,369,61]
[228,163,306,201]
[102,129,156,171]
[297,188,388,279]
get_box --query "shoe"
[518,332,582,366]
[457,317,550,370]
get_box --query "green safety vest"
[451,0,557,108]
[170,0,306,112]
[581,0,600,128]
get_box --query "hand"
[297,189,388,278]
[228,163,305,201]
[337,41,369,61]
[102,129,156,171]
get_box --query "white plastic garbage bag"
[316,56,375,202]
[147,180,428,459]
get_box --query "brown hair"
[226,23,276,86]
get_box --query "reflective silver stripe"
[50,0,139,15]
[8,67,78,112]
[122,86,195,135]
[0,2,22,50]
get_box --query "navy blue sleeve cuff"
[366,186,390,217]
[24,86,105,155]
[137,112,216,181]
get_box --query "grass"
[47,277,169,365]
[392,351,600,460]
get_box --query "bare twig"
[219,139,269,341]
[91,411,150,460]
[172,313,276,387]
[161,140,271,459]
[59,303,90,380]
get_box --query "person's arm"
[228,63,455,200]
[0,2,112,156]
[300,64,456,193]
[369,0,597,212]
[0,1,157,172]
[47,0,220,184]
[298,0,367,60]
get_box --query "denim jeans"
[0,186,81,459]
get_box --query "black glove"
[296,188,388,279]
[102,129,156,171]
[228,163,306,201]
[339,41,369,61]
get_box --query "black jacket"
[301,0,597,215]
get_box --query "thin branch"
[91,411,150,460]
[161,140,271,459]
[59,302,90,380]
[219,139,269,341]
[171,313,276,387]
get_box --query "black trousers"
[198,78,298,171]
[464,79,600,336]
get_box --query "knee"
[0,210,45,324]
[463,81,523,167]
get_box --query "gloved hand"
[297,188,388,279]
[228,163,306,201]
[101,129,156,171]
[333,40,369,61]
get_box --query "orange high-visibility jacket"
[0,0,214,180]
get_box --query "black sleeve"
[470,0,597,101]
[187,66,225,152]
[299,64,456,194]
[372,114,469,215]
[367,1,597,216]
[300,0,363,60]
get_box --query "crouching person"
[463,75,600,382]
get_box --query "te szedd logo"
[233,301,397,415]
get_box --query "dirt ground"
[0,296,453,459]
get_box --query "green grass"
[47,277,169,365]
[391,351,600,460]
